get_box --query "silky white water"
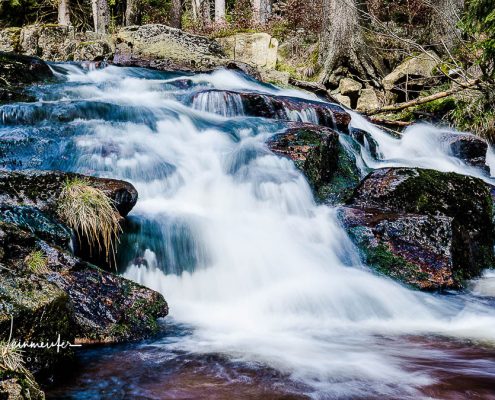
[39,65,495,397]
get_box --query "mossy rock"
[0,369,45,400]
[346,167,494,286]
[268,123,361,205]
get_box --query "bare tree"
[125,0,140,25]
[92,0,110,33]
[170,0,183,28]
[252,0,271,24]
[319,0,380,86]
[58,0,71,25]
[214,0,225,24]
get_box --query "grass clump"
[57,177,122,264]
[0,342,25,372]
[24,250,49,275]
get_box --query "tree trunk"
[432,0,465,50]
[125,0,140,26]
[191,0,201,21]
[58,0,71,25]
[170,0,183,28]
[201,0,211,26]
[252,0,271,24]
[92,0,110,33]
[319,0,380,87]
[214,0,225,24]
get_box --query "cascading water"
[4,64,495,399]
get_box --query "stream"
[2,64,495,399]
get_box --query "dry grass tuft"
[57,177,122,265]
[24,250,50,275]
[0,342,25,372]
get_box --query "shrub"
[0,342,25,372]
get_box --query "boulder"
[0,220,168,347]
[356,88,380,112]
[349,128,381,159]
[0,170,138,218]
[344,167,494,290]
[114,24,226,72]
[259,68,290,86]
[73,40,112,62]
[0,28,21,53]
[217,32,278,69]
[440,132,488,171]
[0,51,53,104]
[338,78,362,96]
[267,123,361,204]
[383,52,439,102]
[334,93,351,108]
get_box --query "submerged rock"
[343,167,494,290]
[114,24,226,72]
[268,123,361,204]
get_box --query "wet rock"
[0,220,168,346]
[0,205,71,248]
[217,32,278,69]
[224,61,262,80]
[114,24,225,72]
[345,167,494,289]
[0,51,53,104]
[192,90,351,132]
[268,123,361,204]
[259,68,290,86]
[349,128,381,159]
[440,132,488,171]
[0,170,138,218]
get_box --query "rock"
[259,68,290,86]
[73,40,112,62]
[0,28,21,53]
[345,167,494,289]
[349,128,381,159]
[268,123,361,204]
[0,51,53,104]
[192,90,351,132]
[339,78,362,96]
[440,132,488,171]
[0,170,138,218]
[0,205,71,248]
[0,220,168,346]
[383,52,439,91]
[224,61,262,80]
[36,25,75,61]
[334,93,351,108]
[114,24,225,72]
[217,32,278,69]
[356,88,380,112]
[0,370,44,400]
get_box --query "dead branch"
[363,79,480,116]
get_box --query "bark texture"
[125,0,140,26]
[252,0,271,24]
[432,0,465,50]
[92,0,110,33]
[57,0,71,26]
[214,0,225,23]
[319,0,380,87]
[170,0,183,28]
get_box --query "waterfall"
[5,66,495,399]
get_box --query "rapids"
[3,63,495,399]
